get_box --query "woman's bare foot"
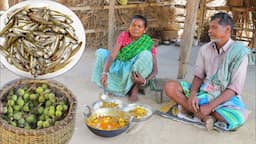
[129,93,138,102]
[0,103,3,113]
[128,84,139,102]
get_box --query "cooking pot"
[83,106,133,137]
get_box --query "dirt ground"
[0,44,255,144]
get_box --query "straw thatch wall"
[42,0,176,49]
[2,0,255,48]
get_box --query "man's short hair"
[211,12,234,31]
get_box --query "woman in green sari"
[92,15,157,102]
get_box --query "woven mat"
[156,101,229,132]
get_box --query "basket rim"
[0,78,77,135]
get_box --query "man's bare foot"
[204,116,216,131]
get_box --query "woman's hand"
[132,72,145,85]
[100,73,108,87]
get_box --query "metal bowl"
[122,103,155,122]
[83,107,132,137]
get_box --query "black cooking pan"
[83,106,133,137]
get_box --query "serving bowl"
[83,107,133,137]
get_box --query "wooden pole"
[177,0,200,79]
[254,31,256,48]
[108,0,115,50]
[0,0,9,10]
[197,0,207,44]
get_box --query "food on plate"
[128,106,148,119]
[100,101,119,108]
[86,115,128,130]
[0,6,82,76]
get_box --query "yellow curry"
[100,101,119,108]
[128,106,148,119]
[86,116,128,130]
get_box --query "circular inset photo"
[0,0,86,78]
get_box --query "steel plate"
[122,103,155,122]
[92,99,124,110]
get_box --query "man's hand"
[197,104,212,120]
[187,92,199,113]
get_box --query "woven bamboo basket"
[0,79,77,144]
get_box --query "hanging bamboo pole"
[177,0,200,79]
[0,0,9,11]
[108,0,115,50]
[70,1,174,11]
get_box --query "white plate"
[0,0,86,79]
[122,103,154,122]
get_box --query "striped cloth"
[117,34,153,61]
[92,48,153,96]
[180,81,248,130]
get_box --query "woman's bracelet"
[102,72,108,76]
[142,79,147,86]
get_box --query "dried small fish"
[0,6,83,77]
[6,6,29,24]
[0,19,15,36]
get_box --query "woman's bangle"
[142,79,147,86]
[102,72,108,76]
